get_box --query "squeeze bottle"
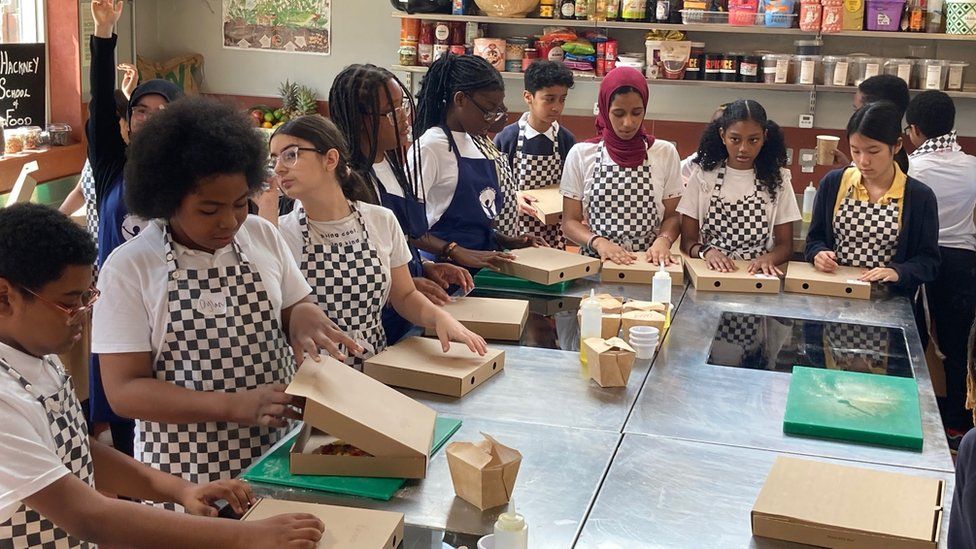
[651,261,672,304]
[802,181,816,223]
[493,499,528,549]
[579,289,602,365]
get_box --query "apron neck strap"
[299,201,371,246]
[162,222,247,271]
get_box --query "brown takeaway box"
[601,256,685,286]
[784,261,872,300]
[685,257,782,294]
[423,296,528,341]
[285,357,437,479]
[583,337,636,388]
[241,498,405,549]
[363,336,505,398]
[446,433,522,511]
[491,247,601,285]
[752,456,943,549]
[517,186,563,225]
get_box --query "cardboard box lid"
[753,456,943,543]
[286,357,437,459]
[518,186,563,223]
[602,256,684,277]
[365,336,505,379]
[785,261,872,286]
[504,246,601,274]
[242,498,404,548]
[436,297,529,328]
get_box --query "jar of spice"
[704,53,722,81]
[5,128,24,154]
[720,53,741,82]
[739,55,762,82]
[22,126,43,150]
[685,42,706,80]
[433,21,451,63]
[792,55,821,85]
[763,53,793,84]
[506,37,530,72]
[523,48,539,71]
[399,41,418,66]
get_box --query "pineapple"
[295,85,318,116]
[278,79,299,118]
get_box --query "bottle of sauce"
[418,21,435,67]
[561,0,578,17]
[802,182,816,223]
[575,0,591,19]
[493,500,528,549]
[433,21,451,62]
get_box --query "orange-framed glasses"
[21,285,100,324]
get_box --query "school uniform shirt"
[907,146,976,252]
[408,128,493,229]
[91,215,311,358]
[278,201,413,306]
[678,165,802,248]
[559,139,684,215]
[833,167,906,228]
[680,152,698,186]
[492,118,576,172]
[0,343,77,523]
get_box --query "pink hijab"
[586,66,655,169]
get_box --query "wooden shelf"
[0,143,86,195]
[392,11,976,41]
[817,84,976,98]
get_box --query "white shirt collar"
[157,220,236,261]
[0,339,48,378]
[520,112,559,143]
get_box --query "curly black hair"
[906,90,955,140]
[124,96,267,220]
[0,204,96,293]
[693,99,787,200]
[414,54,504,139]
[524,60,575,94]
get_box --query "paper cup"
[478,534,495,549]
[633,345,656,360]
[816,135,841,165]
[629,326,660,338]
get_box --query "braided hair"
[694,99,787,200]
[329,64,426,238]
[413,54,504,141]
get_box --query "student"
[92,97,358,490]
[273,116,488,367]
[561,67,682,265]
[493,61,577,250]
[679,99,800,275]
[0,204,324,549]
[410,54,544,270]
[328,64,475,343]
[680,104,727,186]
[950,324,976,546]
[833,74,911,170]
[805,101,940,296]
[906,90,976,440]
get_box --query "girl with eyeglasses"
[409,54,546,271]
[328,64,475,345]
[272,115,487,368]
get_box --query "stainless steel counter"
[624,287,954,473]
[249,417,620,549]
[575,434,955,548]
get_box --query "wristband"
[698,244,712,260]
[656,234,674,246]
[441,242,459,261]
[587,234,604,252]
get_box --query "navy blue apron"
[422,127,503,261]
[372,164,428,345]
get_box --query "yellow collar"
[844,163,907,205]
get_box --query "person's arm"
[882,186,942,289]
[388,265,487,355]
[87,1,127,200]
[59,181,85,215]
[648,147,683,265]
[24,473,324,549]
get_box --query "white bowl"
[629,326,660,337]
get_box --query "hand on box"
[232,384,303,429]
[287,302,361,362]
[813,250,839,273]
[450,247,517,269]
[747,255,784,276]
[239,513,325,549]
[179,479,255,517]
[596,239,637,265]
[499,233,548,249]
[433,312,488,356]
[859,267,899,283]
[646,238,676,266]
[517,193,539,217]
[413,277,451,306]
[704,248,737,272]
[423,261,475,295]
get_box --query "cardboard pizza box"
[601,255,684,286]
[424,297,528,341]
[241,498,404,549]
[491,247,601,286]
[685,257,782,294]
[518,186,563,225]
[783,261,871,300]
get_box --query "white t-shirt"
[92,215,311,360]
[408,127,490,228]
[678,164,801,250]
[680,152,698,186]
[278,201,412,306]
[0,343,75,523]
[559,139,684,218]
[908,150,976,252]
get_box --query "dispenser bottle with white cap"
[652,261,671,304]
[802,181,816,224]
[579,289,602,366]
[493,499,528,549]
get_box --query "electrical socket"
[785,148,794,166]
[799,114,814,129]
[593,102,600,116]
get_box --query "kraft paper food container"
[685,257,783,294]
[446,433,522,511]
[621,310,666,344]
[364,336,505,398]
[286,357,437,479]
[583,337,637,388]
[783,261,871,300]
[491,247,601,285]
[241,498,405,549]
[424,296,528,341]
[517,186,563,225]
[601,255,685,285]
[621,300,667,314]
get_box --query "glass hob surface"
[706,312,912,378]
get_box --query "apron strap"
[0,356,65,402]
[162,223,249,271]
[299,202,373,249]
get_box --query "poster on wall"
[0,43,46,130]
[222,0,331,56]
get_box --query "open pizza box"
[784,261,871,300]
[752,456,943,549]
[685,257,782,294]
[364,336,505,398]
[601,255,684,286]
[424,296,528,341]
[241,498,404,549]
[517,185,563,225]
[491,247,601,286]
[285,357,437,479]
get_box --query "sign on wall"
[0,43,45,129]
[222,0,331,56]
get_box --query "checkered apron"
[513,118,566,250]
[833,184,900,269]
[584,142,658,258]
[298,205,388,370]
[825,323,889,373]
[79,162,97,248]
[700,164,771,261]
[473,135,520,238]
[715,314,764,352]
[137,225,294,502]
[0,358,94,549]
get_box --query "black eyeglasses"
[464,93,507,123]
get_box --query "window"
[1,0,44,44]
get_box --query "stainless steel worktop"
[624,287,954,473]
[575,434,954,548]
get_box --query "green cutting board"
[783,366,923,450]
[241,417,462,501]
[474,268,572,294]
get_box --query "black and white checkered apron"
[833,183,900,269]
[700,164,771,261]
[298,204,388,370]
[715,314,764,352]
[513,118,566,250]
[79,162,98,281]
[0,358,94,549]
[825,323,890,374]
[473,135,520,238]
[137,225,294,502]
[584,142,658,258]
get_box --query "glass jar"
[851,55,883,85]
[920,59,950,90]
[821,55,851,85]
[4,128,24,154]
[763,53,792,84]
[884,58,916,88]
[22,126,43,150]
[947,61,968,91]
[792,55,821,85]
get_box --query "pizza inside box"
[518,186,563,225]
[601,256,684,286]
[364,336,505,398]
[784,261,871,300]
[242,498,404,549]
[685,257,782,294]
[491,246,601,285]
[423,296,528,341]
